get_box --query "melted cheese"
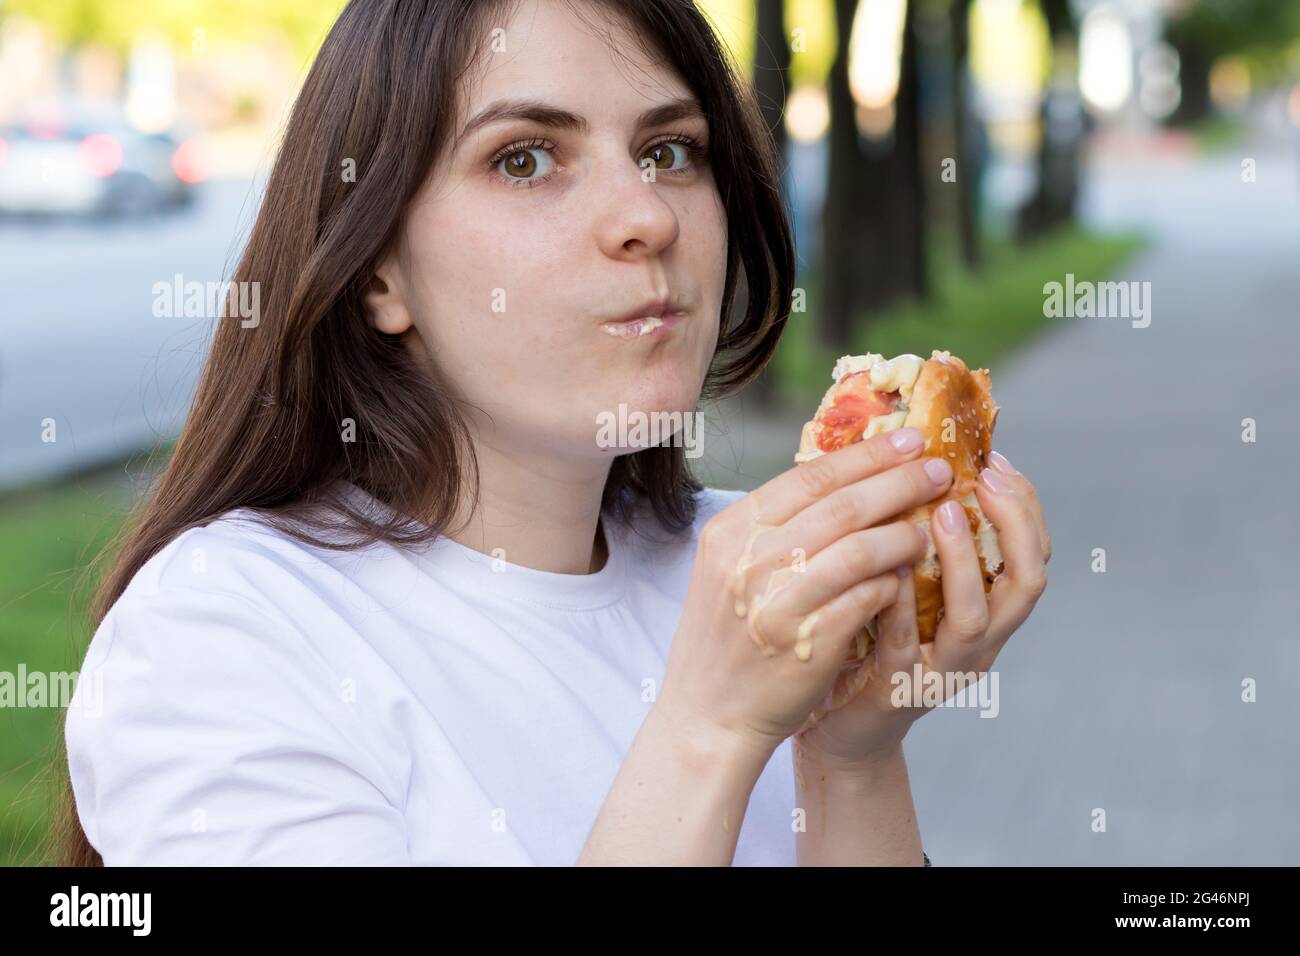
[861,409,908,439]
[829,352,926,403]
[830,353,886,383]
[869,354,925,402]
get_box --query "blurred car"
[0,112,205,218]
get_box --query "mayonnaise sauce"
[794,609,821,662]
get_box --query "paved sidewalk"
[697,135,1300,864]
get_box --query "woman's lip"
[599,311,686,339]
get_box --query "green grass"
[0,474,133,865]
[1188,112,1246,154]
[770,225,1145,410]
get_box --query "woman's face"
[373,0,727,463]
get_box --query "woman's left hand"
[794,451,1051,767]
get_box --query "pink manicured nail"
[889,428,923,452]
[923,458,952,485]
[981,468,1013,494]
[989,450,1018,475]
[938,499,966,534]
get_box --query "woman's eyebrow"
[455,95,704,146]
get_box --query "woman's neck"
[448,437,612,576]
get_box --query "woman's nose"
[591,154,681,260]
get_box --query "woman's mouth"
[599,311,686,339]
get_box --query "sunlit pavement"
[702,128,1300,864]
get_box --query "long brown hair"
[50,0,794,866]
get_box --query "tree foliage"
[1166,0,1300,77]
[4,0,345,60]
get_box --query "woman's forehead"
[457,0,690,125]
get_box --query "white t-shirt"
[65,484,798,865]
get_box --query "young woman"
[56,0,1050,866]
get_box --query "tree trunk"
[750,0,792,406]
[820,0,868,349]
[852,0,928,317]
[950,0,981,269]
[820,0,929,349]
[1016,0,1082,243]
[888,0,927,304]
[754,0,791,168]
[1169,38,1212,126]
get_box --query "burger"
[795,349,1005,649]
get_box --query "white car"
[0,117,203,217]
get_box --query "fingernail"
[989,450,1018,475]
[888,428,923,452]
[981,468,1013,494]
[938,499,966,534]
[923,458,952,485]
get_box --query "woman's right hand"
[657,426,955,758]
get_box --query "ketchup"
[814,372,901,452]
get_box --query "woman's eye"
[641,140,693,173]
[494,145,555,183]
[489,135,704,187]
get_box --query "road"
[0,177,261,490]
[698,132,1300,864]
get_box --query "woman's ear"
[363,255,414,335]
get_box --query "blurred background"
[1,0,1297,865]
